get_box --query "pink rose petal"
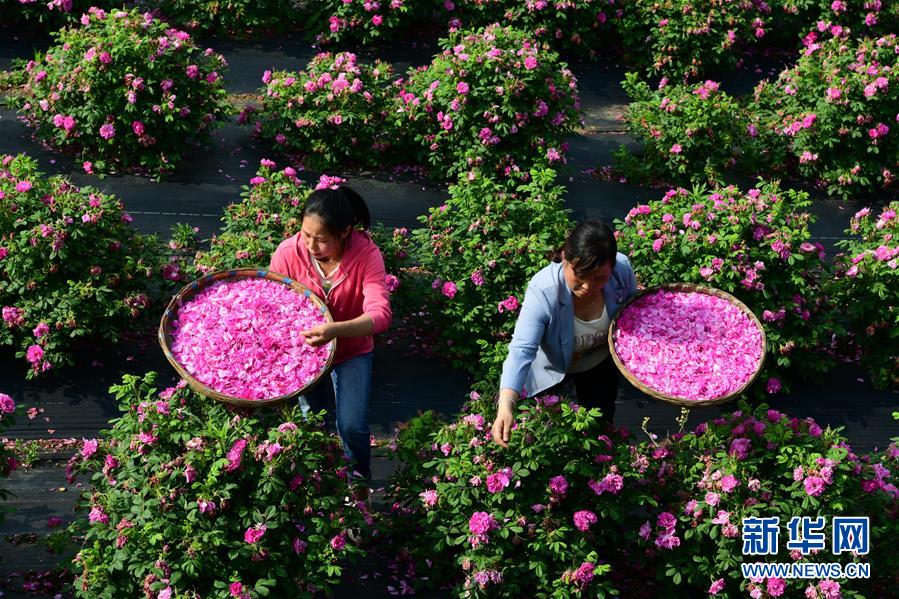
[613,290,763,400]
[170,278,331,400]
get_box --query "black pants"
[545,356,620,423]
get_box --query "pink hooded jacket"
[269,230,392,365]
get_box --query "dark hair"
[547,219,617,276]
[301,186,371,237]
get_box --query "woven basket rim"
[607,282,767,408]
[157,267,336,408]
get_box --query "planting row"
[618,29,899,198]
[4,0,898,79]
[2,378,892,597]
[10,10,898,197]
[2,154,896,392]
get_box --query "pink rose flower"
[573,510,598,531]
[89,506,109,524]
[441,281,457,299]
[486,469,511,493]
[468,511,497,535]
[709,578,726,594]
[549,475,568,496]
[720,474,740,493]
[803,476,826,497]
[244,524,266,544]
[0,393,15,414]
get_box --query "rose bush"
[190,161,316,276]
[306,0,424,45]
[368,222,427,319]
[65,371,369,598]
[387,397,898,596]
[829,203,898,391]
[0,0,115,27]
[0,154,173,377]
[16,7,229,177]
[385,395,657,597]
[0,392,18,534]
[616,73,759,185]
[629,402,898,597]
[750,32,899,197]
[390,24,581,181]
[439,0,616,59]
[255,52,396,171]
[614,0,764,79]
[411,167,572,390]
[614,181,835,395]
[146,0,298,33]
[767,0,899,46]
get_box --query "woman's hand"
[491,397,516,448]
[300,323,337,347]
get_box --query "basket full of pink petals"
[608,283,767,407]
[158,269,335,407]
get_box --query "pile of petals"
[169,278,331,400]
[613,289,764,400]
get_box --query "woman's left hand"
[300,323,337,346]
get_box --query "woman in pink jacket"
[269,186,392,484]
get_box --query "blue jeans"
[299,351,372,480]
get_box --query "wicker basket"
[158,268,336,408]
[607,283,767,408]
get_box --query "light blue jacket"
[499,253,638,397]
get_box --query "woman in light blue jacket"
[492,220,637,447]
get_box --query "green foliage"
[617,73,758,185]
[0,393,18,534]
[765,0,899,47]
[190,161,313,276]
[385,395,644,597]
[439,0,616,59]
[630,402,899,597]
[412,167,573,389]
[16,7,229,177]
[0,154,173,376]
[615,180,836,394]
[751,33,899,198]
[389,400,899,596]
[256,53,396,171]
[0,0,117,29]
[66,371,368,598]
[306,0,426,45]
[829,203,898,390]
[148,0,299,34]
[613,0,763,79]
[391,24,581,181]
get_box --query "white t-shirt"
[312,255,339,297]
[568,305,611,373]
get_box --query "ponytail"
[301,185,371,236]
[546,246,565,263]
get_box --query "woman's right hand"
[492,397,516,448]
